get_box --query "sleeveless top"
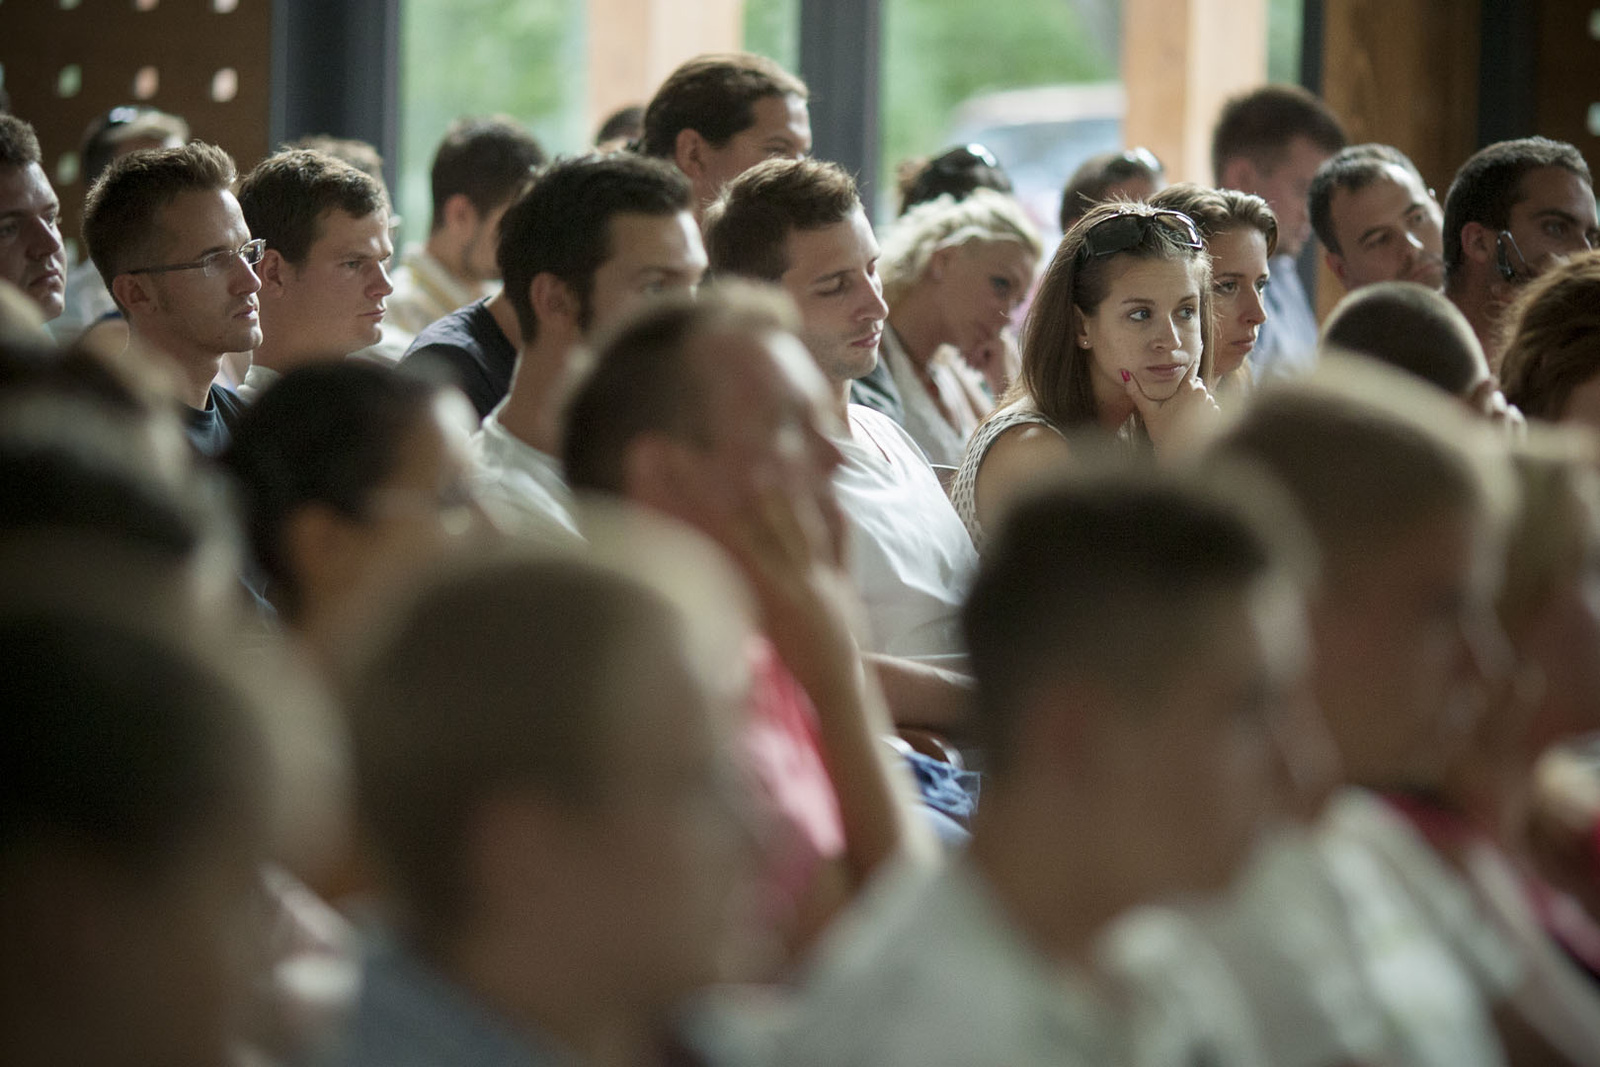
[949,406,1064,553]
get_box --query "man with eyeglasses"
[1442,136,1599,372]
[236,148,395,402]
[83,141,261,456]
[0,114,67,327]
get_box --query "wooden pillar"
[1122,0,1268,185]
[586,0,744,137]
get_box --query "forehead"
[1269,135,1335,181]
[1513,165,1597,217]
[1206,226,1269,268]
[744,93,810,138]
[153,187,248,257]
[308,207,390,248]
[0,161,58,212]
[782,208,876,278]
[1103,252,1205,294]
[1335,164,1427,217]
[600,210,702,267]
[963,238,1037,272]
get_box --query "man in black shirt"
[397,290,520,420]
[82,142,260,456]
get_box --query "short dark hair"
[348,553,683,934]
[79,106,189,188]
[428,116,545,232]
[640,52,808,159]
[239,149,389,266]
[703,158,861,282]
[596,105,645,147]
[1059,148,1164,232]
[82,141,236,291]
[1442,136,1592,275]
[1,610,265,869]
[1309,144,1428,255]
[964,473,1285,777]
[899,143,1014,217]
[287,135,385,183]
[0,114,42,169]
[564,283,798,494]
[497,153,693,346]
[221,362,445,621]
[1321,281,1486,396]
[1211,84,1346,185]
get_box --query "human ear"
[530,272,580,336]
[1460,221,1495,267]
[1325,250,1349,286]
[442,192,480,237]
[928,245,959,283]
[256,248,289,296]
[110,272,153,316]
[674,128,713,181]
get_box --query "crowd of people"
[6,46,1600,1067]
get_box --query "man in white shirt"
[386,117,544,336]
[704,158,977,731]
[777,472,1315,1067]
[473,152,705,543]
[235,149,395,402]
[1212,85,1346,381]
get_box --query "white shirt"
[1251,254,1320,382]
[236,362,280,404]
[385,244,493,337]
[469,404,581,545]
[1196,797,1516,1067]
[776,859,1120,1067]
[880,328,990,469]
[832,405,978,662]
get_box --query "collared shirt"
[879,327,991,469]
[1250,254,1320,383]
[776,858,1121,1067]
[319,935,572,1067]
[386,244,494,338]
[831,405,977,663]
[470,404,582,545]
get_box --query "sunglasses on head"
[1103,146,1164,177]
[1076,209,1204,262]
[929,143,1002,175]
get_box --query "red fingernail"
[1120,370,1131,383]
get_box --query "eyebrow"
[1532,208,1583,224]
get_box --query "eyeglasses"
[127,238,265,278]
[1077,210,1204,261]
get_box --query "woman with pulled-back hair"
[950,200,1218,549]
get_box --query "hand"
[963,328,1022,397]
[1120,363,1220,453]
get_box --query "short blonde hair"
[879,188,1043,306]
[1498,427,1600,632]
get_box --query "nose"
[231,257,262,295]
[372,261,395,298]
[1155,314,1181,352]
[28,217,63,261]
[1241,286,1266,328]
[859,271,888,323]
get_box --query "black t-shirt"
[184,383,247,458]
[397,297,518,419]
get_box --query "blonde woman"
[875,188,1043,466]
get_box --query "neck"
[437,927,652,1067]
[1447,273,1504,372]
[250,319,331,376]
[497,333,575,457]
[888,299,947,369]
[424,232,475,288]
[126,326,219,410]
[967,794,1120,969]
[830,378,853,429]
